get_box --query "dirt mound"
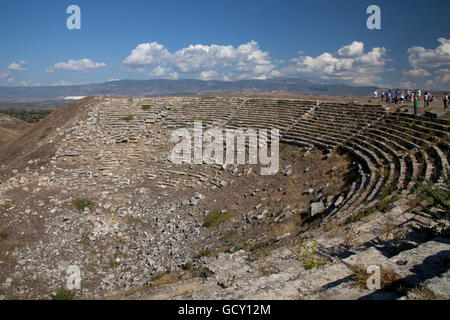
[0,97,95,175]
[0,114,31,146]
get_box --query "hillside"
[0,78,378,103]
[0,113,31,146]
[0,97,96,173]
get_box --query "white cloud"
[407,38,450,68]
[397,81,416,89]
[199,70,218,80]
[51,80,72,86]
[402,69,431,77]
[46,58,106,72]
[0,71,10,79]
[107,78,120,82]
[150,66,167,77]
[122,39,450,88]
[8,60,27,71]
[168,71,179,80]
[123,40,275,80]
[280,41,387,85]
[404,38,450,89]
[424,68,450,89]
[337,41,364,58]
[123,42,170,67]
[0,71,13,85]
[17,80,40,87]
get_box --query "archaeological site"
[0,95,448,300]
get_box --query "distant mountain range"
[0,78,378,104]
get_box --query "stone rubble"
[0,96,448,300]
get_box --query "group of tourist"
[373,88,448,115]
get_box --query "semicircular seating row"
[163,97,449,221]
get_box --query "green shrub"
[51,288,76,300]
[199,248,212,257]
[228,239,249,253]
[141,105,151,111]
[190,267,212,279]
[221,229,236,241]
[1,109,52,123]
[107,260,120,269]
[0,231,8,241]
[346,196,400,225]
[182,262,192,270]
[120,115,134,121]
[72,199,93,212]
[292,237,326,270]
[39,127,52,139]
[413,175,449,220]
[203,211,237,228]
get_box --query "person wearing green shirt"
[414,94,419,115]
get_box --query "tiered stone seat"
[385,113,449,180]
[99,98,166,143]
[284,102,386,151]
[160,97,449,223]
[225,99,313,134]
[335,112,449,222]
[164,97,243,130]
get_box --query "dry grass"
[407,286,446,300]
[351,265,402,290]
[153,273,178,286]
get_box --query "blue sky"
[1,0,449,89]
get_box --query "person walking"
[413,92,419,115]
[424,92,430,107]
[393,94,399,104]
[444,93,449,109]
